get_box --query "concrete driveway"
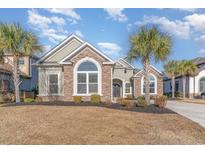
[167,101,205,128]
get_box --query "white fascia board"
[102,61,114,64]
[150,65,163,75]
[36,34,84,64]
[119,58,135,69]
[59,42,115,64]
[133,70,143,77]
[116,60,127,68]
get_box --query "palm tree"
[0,23,42,103]
[178,60,197,98]
[128,26,172,104]
[164,60,179,99]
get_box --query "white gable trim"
[141,73,157,95]
[150,65,163,75]
[36,34,84,64]
[119,58,135,69]
[133,65,162,77]
[59,42,114,64]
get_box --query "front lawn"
[0,104,204,144]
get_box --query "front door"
[113,83,121,98]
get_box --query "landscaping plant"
[24,98,35,103]
[136,96,148,107]
[91,94,101,105]
[128,25,172,104]
[0,23,42,103]
[154,95,167,108]
[73,96,82,103]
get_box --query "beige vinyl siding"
[38,67,64,96]
[45,38,82,62]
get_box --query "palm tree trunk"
[171,76,175,99]
[13,56,20,103]
[182,75,186,99]
[144,58,150,104]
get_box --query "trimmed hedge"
[91,94,101,105]
[24,98,35,103]
[136,96,147,107]
[73,96,82,103]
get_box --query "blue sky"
[0,8,205,71]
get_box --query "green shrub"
[136,96,147,107]
[164,91,182,98]
[73,96,82,103]
[24,98,35,103]
[91,94,101,105]
[155,95,167,108]
[121,99,134,108]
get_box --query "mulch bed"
[2,101,175,114]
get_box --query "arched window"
[142,74,156,94]
[76,60,99,94]
[199,77,205,92]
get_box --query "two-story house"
[0,55,38,92]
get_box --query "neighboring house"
[0,55,38,92]
[35,34,163,103]
[163,57,205,98]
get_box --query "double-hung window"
[125,83,131,93]
[200,77,205,92]
[143,75,156,94]
[48,74,59,95]
[77,60,98,95]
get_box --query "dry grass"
[0,105,205,144]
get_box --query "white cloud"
[42,28,67,43]
[27,9,67,43]
[98,42,122,57]
[104,8,127,22]
[28,9,51,28]
[74,30,84,38]
[136,15,190,39]
[46,8,80,23]
[195,35,205,44]
[43,45,52,52]
[126,23,133,31]
[51,16,65,26]
[199,49,205,54]
[184,13,205,32]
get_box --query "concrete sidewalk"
[167,101,205,128]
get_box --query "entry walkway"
[167,101,205,128]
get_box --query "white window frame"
[73,57,102,96]
[141,73,157,95]
[47,72,60,96]
[125,82,132,94]
[199,77,205,92]
[18,57,25,65]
